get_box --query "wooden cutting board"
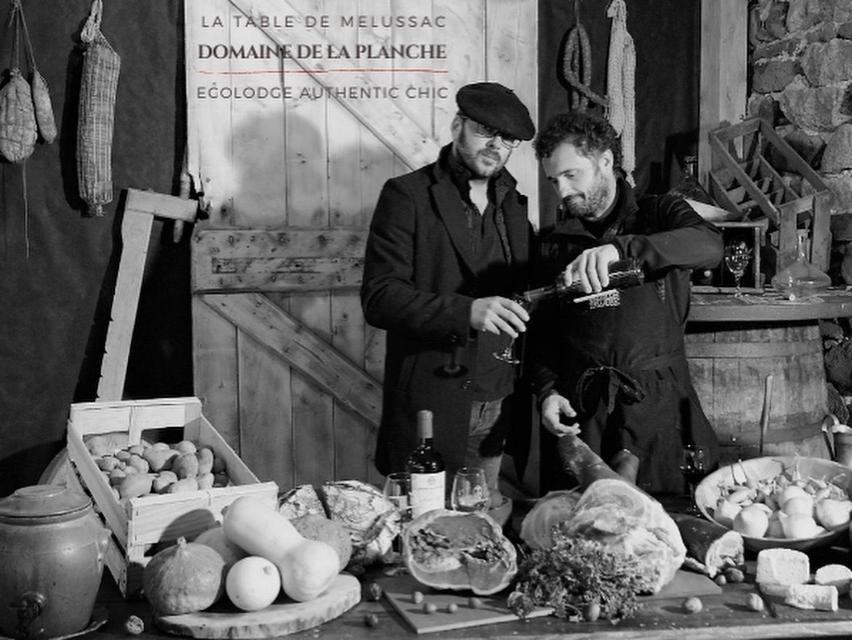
[153,574,360,638]
[381,570,720,634]
[379,574,553,634]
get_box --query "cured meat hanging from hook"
[561,0,606,112]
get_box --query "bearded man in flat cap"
[361,82,536,510]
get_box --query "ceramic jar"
[0,485,110,639]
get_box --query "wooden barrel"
[685,321,829,459]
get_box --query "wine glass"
[724,241,752,298]
[383,472,411,558]
[680,445,708,515]
[382,472,412,524]
[492,295,530,364]
[450,467,489,513]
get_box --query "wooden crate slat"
[710,132,779,221]
[198,292,382,427]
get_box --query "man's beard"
[562,171,613,220]
[457,130,504,178]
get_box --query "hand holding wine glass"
[489,295,531,365]
[724,240,752,297]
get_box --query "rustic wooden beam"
[97,190,198,401]
[191,228,367,292]
[198,292,381,426]
[699,0,747,187]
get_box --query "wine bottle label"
[409,471,445,518]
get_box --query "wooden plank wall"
[186,0,537,493]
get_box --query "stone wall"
[748,0,852,280]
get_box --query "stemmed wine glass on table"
[724,240,752,298]
[680,445,708,515]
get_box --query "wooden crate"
[692,219,768,293]
[707,117,833,277]
[65,397,279,598]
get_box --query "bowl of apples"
[694,456,852,551]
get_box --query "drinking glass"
[450,467,489,513]
[382,472,412,525]
[492,295,530,364]
[679,445,708,515]
[724,241,752,297]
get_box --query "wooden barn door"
[185,0,538,491]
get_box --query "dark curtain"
[538,0,701,228]
[0,1,191,496]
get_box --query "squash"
[142,537,225,615]
[402,509,517,595]
[222,496,339,602]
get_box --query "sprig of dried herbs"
[507,523,651,622]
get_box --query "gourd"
[222,497,339,602]
[142,537,225,615]
[403,510,517,595]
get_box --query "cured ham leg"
[526,435,687,593]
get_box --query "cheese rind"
[755,548,809,585]
[784,584,839,611]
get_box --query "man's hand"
[561,244,620,293]
[470,296,529,337]
[541,393,580,437]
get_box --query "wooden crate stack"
[65,397,279,597]
[707,117,833,279]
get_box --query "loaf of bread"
[755,548,810,585]
[278,484,325,520]
[784,584,839,611]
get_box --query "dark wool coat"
[361,145,533,476]
[530,177,724,493]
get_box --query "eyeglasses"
[460,116,521,149]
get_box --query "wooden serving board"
[153,574,360,638]
[380,570,720,635]
[379,574,553,634]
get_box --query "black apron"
[556,275,719,493]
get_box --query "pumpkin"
[142,537,225,615]
[193,524,247,571]
[222,496,339,602]
[402,509,517,595]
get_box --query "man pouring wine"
[527,110,724,494]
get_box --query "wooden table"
[689,288,852,323]
[84,545,852,640]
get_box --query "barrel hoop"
[684,340,820,359]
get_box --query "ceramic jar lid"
[0,484,91,522]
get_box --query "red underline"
[196,68,448,75]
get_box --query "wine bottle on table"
[406,410,446,519]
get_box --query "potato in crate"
[65,397,278,598]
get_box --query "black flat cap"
[456,82,535,141]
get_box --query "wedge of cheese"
[814,564,852,594]
[785,584,839,611]
[755,548,810,585]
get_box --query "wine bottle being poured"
[520,257,644,306]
